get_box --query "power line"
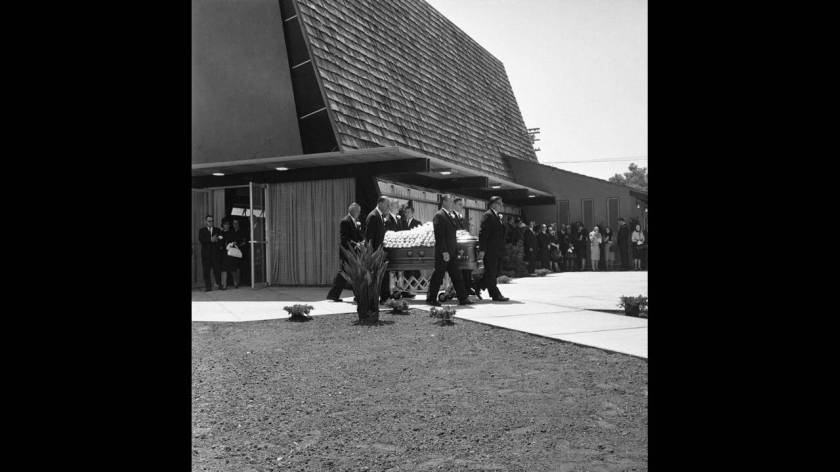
[541,156,648,164]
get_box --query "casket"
[385,232,482,272]
[384,246,436,271]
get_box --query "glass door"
[249,182,268,288]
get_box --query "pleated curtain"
[268,178,355,285]
[191,190,211,287]
[211,189,226,224]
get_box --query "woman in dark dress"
[574,223,588,271]
[219,219,242,289]
[233,218,251,285]
[537,224,550,270]
[603,226,615,271]
[562,225,574,270]
[548,225,561,272]
[231,218,250,288]
[557,225,569,272]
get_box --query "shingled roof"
[292,0,538,181]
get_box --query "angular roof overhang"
[192,146,554,205]
[629,189,648,203]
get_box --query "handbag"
[226,243,243,258]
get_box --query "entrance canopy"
[192,146,555,205]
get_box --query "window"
[607,198,619,232]
[582,199,594,229]
[557,200,570,226]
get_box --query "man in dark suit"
[198,214,223,292]
[383,200,416,298]
[327,203,364,301]
[453,197,478,299]
[403,206,422,230]
[427,195,469,306]
[617,217,630,271]
[476,196,509,301]
[365,195,392,302]
[523,220,538,274]
[385,199,404,232]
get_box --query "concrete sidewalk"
[192,271,648,358]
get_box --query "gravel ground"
[192,308,648,471]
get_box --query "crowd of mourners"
[198,215,250,291]
[504,216,647,273]
[198,201,647,294]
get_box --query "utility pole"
[527,127,540,153]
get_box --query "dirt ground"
[192,308,648,471]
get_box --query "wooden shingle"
[294,0,538,180]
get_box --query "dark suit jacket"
[558,232,570,251]
[454,212,468,231]
[198,226,222,258]
[536,232,550,256]
[405,217,422,230]
[523,228,538,254]
[384,213,401,232]
[339,214,364,260]
[617,225,630,245]
[365,208,387,250]
[478,209,506,256]
[432,209,459,261]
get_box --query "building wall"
[509,159,646,232]
[192,0,302,164]
[524,194,644,232]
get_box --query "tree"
[609,163,647,191]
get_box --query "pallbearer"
[365,196,392,303]
[385,199,402,232]
[452,197,479,299]
[426,194,470,306]
[403,205,422,230]
[397,205,422,298]
[477,196,510,302]
[327,203,364,302]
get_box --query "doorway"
[191,182,269,289]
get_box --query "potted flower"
[385,298,410,315]
[284,304,315,322]
[429,305,456,325]
[618,295,647,317]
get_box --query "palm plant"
[340,243,389,322]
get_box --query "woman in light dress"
[588,225,603,271]
[631,224,645,270]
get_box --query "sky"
[425,0,647,180]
